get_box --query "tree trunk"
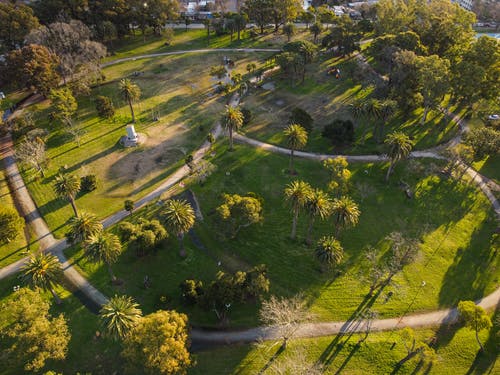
[260,24,264,34]
[69,197,79,217]
[107,263,117,283]
[237,27,241,41]
[289,148,295,173]
[36,163,45,178]
[306,216,314,245]
[420,106,430,125]
[385,161,394,182]
[178,234,186,257]
[128,98,135,123]
[335,214,341,237]
[291,209,298,239]
[207,24,210,46]
[50,287,62,305]
[229,126,234,150]
[475,323,484,351]
[398,350,419,366]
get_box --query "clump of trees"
[215,193,263,239]
[322,119,355,146]
[0,206,24,244]
[276,41,318,84]
[463,127,500,160]
[457,300,492,352]
[289,107,313,134]
[95,96,115,119]
[118,218,168,257]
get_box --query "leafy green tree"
[283,22,296,42]
[49,88,78,126]
[322,16,361,57]
[458,301,493,352]
[66,211,103,244]
[415,55,450,124]
[0,206,24,244]
[464,127,500,160]
[331,196,360,237]
[323,157,351,196]
[233,12,248,41]
[161,199,195,257]
[21,253,63,304]
[384,131,413,181]
[283,124,308,174]
[300,10,315,29]
[305,189,332,245]
[276,51,306,84]
[397,327,436,367]
[270,0,302,32]
[121,310,191,374]
[53,173,81,217]
[215,193,263,239]
[283,40,318,63]
[0,2,39,50]
[389,50,421,111]
[1,288,70,372]
[99,295,142,340]
[119,79,141,123]
[243,0,273,34]
[95,96,115,119]
[84,233,123,283]
[315,236,344,269]
[289,107,313,133]
[284,180,313,239]
[310,21,323,44]
[222,105,244,151]
[4,44,60,96]
[124,199,134,213]
[180,279,204,305]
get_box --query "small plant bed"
[240,54,459,155]
[15,52,271,238]
[66,144,497,327]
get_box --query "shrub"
[118,222,138,241]
[289,107,313,133]
[140,219,167,242]
[322,119,354,145]
[124,200,134,213]
[241,107,252,126]
[80,175,98,192]
[180,279,204,305]
[94,96,115,119]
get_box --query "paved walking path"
[1,48,499,345]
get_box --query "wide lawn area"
[65,144,498,327]
[19,51,272,238]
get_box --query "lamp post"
[142,2,148,42]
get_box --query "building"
[452,0,473,11]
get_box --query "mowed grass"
[20,51,271,238]
[240,54,458,155]
[66,144,498,327]
[191,322,499,374]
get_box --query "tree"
[300,10,315,29]
[53,173,81,217]
[121,310,191,374]
[322,119,354,146]
[21,253,63,304]
[222,105,244,151]
[331,196,360,237]
[138,0,180,35]
[385,232,419,286]
[49,88,78,126]
[215,193,263,239]
[0,3,39,50]
[310,21,323,44]
[0,206,24,244]
[384,131,413,181]
[276,51,306,84]
[260,294,313,349]
[243,0,273,34]
[283,124,308,174]
[66,211,103,244]
[119,79,141,123]
[397,327,436,367]
[84,233,123,283]
[1,288,70,372]
[283,40,318,64]
[95,96,115,119]
[270,0,303,32]
[4,44,60,96]
[124,199,134,213]
[15,136,47,178]
[161,199,195,257]
[322,16,361,57]
[232,12,248,41]
[457,301,492,352]
[289,107,313,133]
[415,55,450,124]
[305,189,332,245]
[284,180,313,240]
[464,127,500,160]
[283,22,296,42]
[323,157,351,196]
[315,236,344,269]
[99,295,142,340]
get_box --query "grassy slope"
[66,144,498,327]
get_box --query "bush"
[322,119,355,146]
[241,107,252,126]
[94,96,115,119]
[80,175,98,192]
[289,107,313,133]
[124,199,134,213]
[0,206,24,244]
[180,279,204,305]
[118,222,138,241]
[140,219,167,242]
[464,127,500,159]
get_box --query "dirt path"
[1,49,499,345]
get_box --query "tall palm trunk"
[306,216,315,245]
[178,234,186,257]
[420,106,430,125]
[107,263,117,283]
[291,208,299,239]
[475,322,484,351]
[335,214,341,237]
[69,196,79,217]
[50,287,62,305]
[229,126,234,150]
[128,98,135,123]
[385,161,394,182]
[289,148,295,173]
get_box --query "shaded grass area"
[19,52,270,238]
[66,144,498,327]
[240,54,458,155]
[191,322,499,374]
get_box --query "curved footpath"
[0,49,499,345]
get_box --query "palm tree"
[284,124,308,174]
[384,131,414,182]
[21,253,63,304]
[162,199,195,257]
[222,105,244,151]
[53,173,81,217]
[316,236,344,269]
[331,196,360,237]
[84,233,123,283]
[99,295,142,340]
[66,211,103,244]
[377,100,397,141]
[119,79,141,123]
[305,189,332,245]
[284,180,312,240]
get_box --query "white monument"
[121,124,141,147]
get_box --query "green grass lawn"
[19,51,272,238]
[65,143,498,328]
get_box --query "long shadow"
[257,344,285,375]
[334,342,362,374]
